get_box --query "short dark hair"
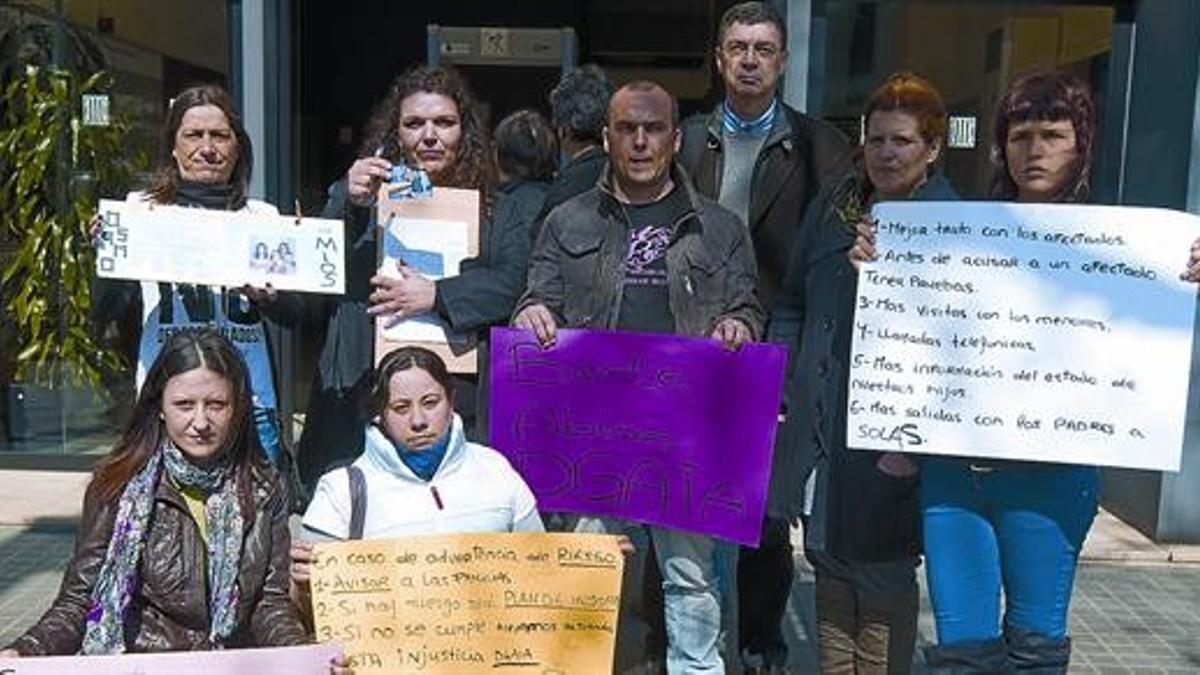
[147,85,252,209]
[370,346,455,419]
[990,71,1096,203]
[549,64,613,145]
[717,1,787,50]
[495,109,557,183]
[610,81,680,129]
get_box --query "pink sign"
[0,643,342,675]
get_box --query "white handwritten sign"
[95,199,345,294]
[849,201,1199,470]
[0,643,342,674]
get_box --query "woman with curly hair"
[298,65,533,489]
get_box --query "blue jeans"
[577,517,725,673]
[921,458,1098,645]
[252,406,284,468]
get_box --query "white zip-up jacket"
[302,414,542,539]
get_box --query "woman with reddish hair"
[772,71,957,673]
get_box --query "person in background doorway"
[493,109,557,232]
[535,64,613,235]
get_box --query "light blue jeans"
[577,517,725,673]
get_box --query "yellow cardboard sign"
[311,533,623,674]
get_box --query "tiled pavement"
[0,524,76,646]
[1,522,1198,673]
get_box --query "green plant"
[0,65,142,389]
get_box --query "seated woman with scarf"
[0,329,339,666]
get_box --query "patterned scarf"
[82,441,244,654]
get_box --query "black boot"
[1004,626,1070,674]
[924,639,1014,674]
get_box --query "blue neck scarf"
[721,97,778,136]
[394,429,452,481]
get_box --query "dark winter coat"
[533,145,607,241]
[680,102,852,313]
[770,171,959,561]
[297,177,532,482]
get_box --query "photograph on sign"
[848,201,1199,470]
[94,199,345,294]
[377,217,470,343]
[373,186,480,373]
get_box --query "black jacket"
[298,177,532,480]
[680,103,852,312]
[9,463,307,654]
[533,145,607,240]
[770,171,959,561]
[499,179,550,240]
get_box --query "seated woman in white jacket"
[291,346,543,597]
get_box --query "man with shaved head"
[514,81,764,673]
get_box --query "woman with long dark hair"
[298,65,534,487]
[91,85,300,475]
[1,329,308,655]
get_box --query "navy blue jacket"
[770,171,959,561]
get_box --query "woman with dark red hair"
[773,71,957,673]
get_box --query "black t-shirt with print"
[616,185,690,333]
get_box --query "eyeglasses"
[722,41,781,59]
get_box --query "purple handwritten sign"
[490,328,787,546]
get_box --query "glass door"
[810,0,1126,200]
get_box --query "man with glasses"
[680,2,851,672]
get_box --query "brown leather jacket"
[8,463,308,655]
